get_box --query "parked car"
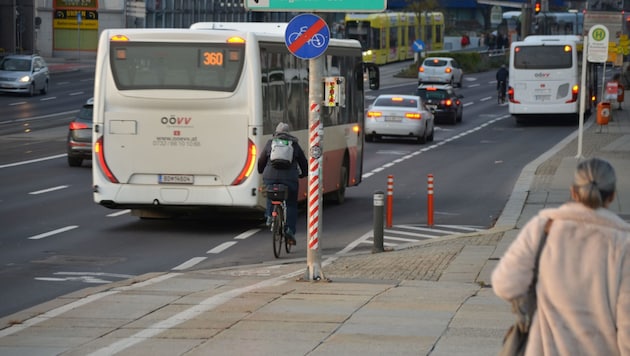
[418,57,463,88]
[365,94,434,144]
[0,54,49,96]
[67,98,94,167]
[415,84,464,125]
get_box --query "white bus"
[508,35,593,124]
[92,26,378,218]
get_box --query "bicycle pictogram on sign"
[285,13,330,60]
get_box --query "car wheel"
[68,156,83,167]
[40,80,48,95]
[29,83,36,97]
[417,127,427,144]
[457,109,463,123]
[427,125,434,142]
[450,112,457,125]
[458,75,463,88]
[365,134,374,142]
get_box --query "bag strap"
[513,218,553,332]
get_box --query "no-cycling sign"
[285,14,330,60]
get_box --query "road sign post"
[284,14,329,281]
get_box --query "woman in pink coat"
[492,158,630,355]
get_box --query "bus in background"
[508,35,594,124]
[92,26,378,218]
[496,11,584,48]
[344,12,444,65]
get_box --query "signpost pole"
[577,34,588,158]
[304,55,326,281]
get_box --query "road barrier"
[427,174,434,227]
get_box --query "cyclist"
[496,64,509,104]
[257,122,308,246]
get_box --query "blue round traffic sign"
[285,14,330,60]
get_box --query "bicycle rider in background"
[257,122,308,246]
[496,64,509,104]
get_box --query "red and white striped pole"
[307,104,322,253]
[386,175,393,228]
[427,174,434,227]
[304,56,325,281]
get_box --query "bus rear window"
[513,45,572,69]
[109,42,245,91]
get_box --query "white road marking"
[172,257,208,270]
[28,225,78,240]
[234,229,260,240]
[29,185,68,195]
[107,209,130,217]
[207,241,238,254]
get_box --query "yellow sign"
[53,19,98,30]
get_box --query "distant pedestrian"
[460,34,470,48]
[492,157,630,355]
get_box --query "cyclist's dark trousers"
[264,178,298,235]
[498,81,506,96]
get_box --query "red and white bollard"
[427,174,434,227]
[386,175,393,228]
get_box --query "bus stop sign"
[285,14,330,60]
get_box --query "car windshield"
[374,97,419,108]
[0,58,31,71]
[424,59,447,67]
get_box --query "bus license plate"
[159,174,194,184]
[535,95,551,101]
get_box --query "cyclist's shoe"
[285,229,297,246]
[265,216,272,227]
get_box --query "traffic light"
[534,0,541,14]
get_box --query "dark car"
[67,98,93,167]
[415,84,463,125]
[0,54,49,96]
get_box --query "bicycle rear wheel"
[272,205,284,258]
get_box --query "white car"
[0,54,49,96]
[418,57,463,88]
[365,94,434,144]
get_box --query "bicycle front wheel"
[272,206,284,258]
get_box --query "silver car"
[418,57,463,88]
[365,94,434,144]
[0,54,49,96]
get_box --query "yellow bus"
[344,12,444,65]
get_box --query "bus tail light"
[566,84,579,103]
[232,139,256,186]
[508,87,519,104]
[94,137,119,183]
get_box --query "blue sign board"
[413,40,425,53]
[285,14,330,60]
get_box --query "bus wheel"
[331,165,347,205]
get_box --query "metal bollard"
[373,191,385,253]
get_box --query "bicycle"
[498,80,507,104]
[265,184,292,258]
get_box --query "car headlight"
[18,75,31,83]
